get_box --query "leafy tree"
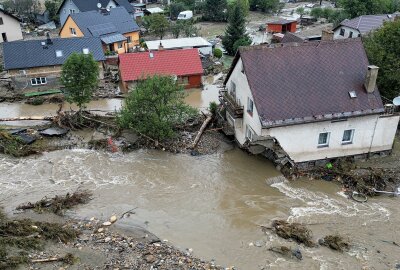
[222,1,250,55]
[170,20,198,38]
[143,14,170,39]
[45,0,62,22]
[169,2,187,19]
[233,38,251,53]
[237,0,250,17]
[175,0,196,10]
[213,48,223,59]
[310,7,323,18]
[364,19,400,100]
[3,0,40,21]
[117,75,197,141]
[203,0,227,22]
[338,0,398,18]
[296,7,306,16]
[250,0,282,13]
[60,53,99,110]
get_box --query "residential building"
[0,8,22,43]
[221,39,399,167]
[144,7,164,15]
[3,36,105,90]
[333,14,399,39]
[145,37,213,56]
[119,48,203,91]
[267,19,297,33]
[59,7,140,54]
[57,0,135,25]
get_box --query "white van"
[177,10,193,20]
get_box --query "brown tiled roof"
[225,39,384,128]
[281,32,304,43]
[268,19,297,25]
[336,14,395,35]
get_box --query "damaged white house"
[221,39,399,168]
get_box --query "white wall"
[225,58,263,144]
[0,10,22,42]
[261,114,399,163]
[333,26,361,39]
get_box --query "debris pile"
[319,235,350,252]
[16,190,93,216]
[270,220,315,247]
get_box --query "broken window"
[318,132,330,147]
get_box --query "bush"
[213,48,223,59]
[209,101,218,116]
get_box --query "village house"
[333,14,399,39]
[221,39,399,168]
[0,8,22,43]
[59,7,140,54]
[145,37,213,56]
[3,35,105,90]
[266,19,297,33]
[57,0,135,25]
[119,48,203,91]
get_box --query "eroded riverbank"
[2,149,400,269]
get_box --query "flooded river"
[1,149,399,269]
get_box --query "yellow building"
[59,7,140,54]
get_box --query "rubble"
[269,220,315,247]
[319,235,350,252]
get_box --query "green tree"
[237,0,250,17]
[203,0,227,22]
[250,0,281,13]
[310,7,323,18]
[143,14,170,39]
[233,38,251,53]
[296,7,305,16]
[45,0,61,22]
[338,0,397,18]
[213,48,223,58]
[364,19,400,100]
[169,2,187,19]
[222,1,250,55]
[60,53,99,110]
[117,75,197,141]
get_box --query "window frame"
[70,27,76,36]
[117,41,123,49]
[339,28,345,36]
[246,124,255,142]
[30,77,47,86]
[342,129,355,145]
[247,97,254,117]
[0,17,3,25]
[349,31,353,38]
[318,132,330,148]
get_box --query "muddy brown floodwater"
[1,149,399,269]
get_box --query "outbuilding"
[119,48,203,91]
[267,19,297,33]
[145,37,213,56]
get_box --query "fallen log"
[192,114,212,148]
[0,116,54,121]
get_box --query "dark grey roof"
[337,14,396,34]
[100,33,126,44]
[225,39,384,128]
[70,7,139,37]
[57,0,133,14]
[3,37,105,70]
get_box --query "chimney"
[46,32,53,45]
[321,29,334,41]
[158,41,164,51]
[364,65,379,93]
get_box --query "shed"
[145,37,213,55]
[267,19,297,33]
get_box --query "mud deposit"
[1,149,399,269]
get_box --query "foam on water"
[271,181,390,222]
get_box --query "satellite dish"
[393,96,400,106]
[97,2,102,8]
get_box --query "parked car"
[177,10,193,20]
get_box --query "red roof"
[119,48,203,82]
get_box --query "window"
[339,28,345,36]
[229,81,236,98]
[70,27,76,35]
[82,48,89,54]
[349,31,353,38]
[117,42,123,49]
[241,63,244,73]
[247,97,253,116]
[177,76,189,84]
[69,9,75,14]
[1,33,7,42]
[246,125,255,141]
[30,77,47,86]
[126,36,132,43]
[0,17,3,25]
[55,50,63,57]
[358,33,361,37]
[318,132,330,147]
[342,129,354,144]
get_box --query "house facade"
[221,39,399,167]
[333,14,398,39]
[0,8,22,43]
[57,0,135,25]
[59,7,140,54]
[3,36,105,90]
[119,48,203,91]
[267,19,297,33]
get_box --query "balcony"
[219,89,244,118]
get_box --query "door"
[2,33,7,42]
